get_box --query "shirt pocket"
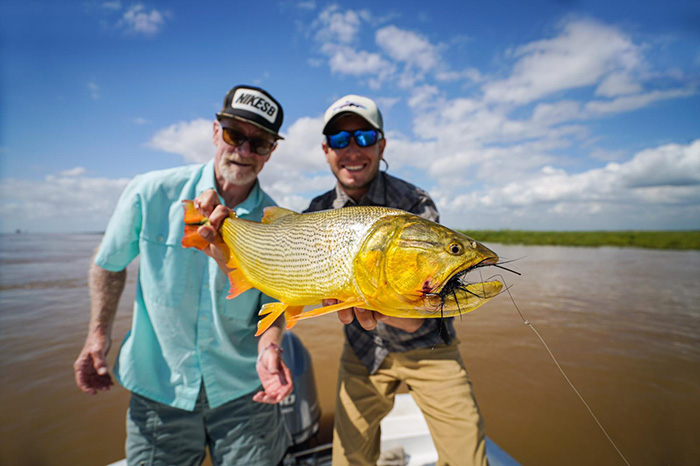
[138,234,188,309]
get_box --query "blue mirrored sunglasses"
[326,129,383,149]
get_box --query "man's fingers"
[355,308,378,331]
[74,353,113,394]
[195,189,220,217]
[90,350,109,375]
[337,308,354,324]
[208,205,231,230]
[197,225,218,244]
[279,365,293,397]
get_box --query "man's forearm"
[258,313,285,353]
[88,262,126,336]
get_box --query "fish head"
[354,214,503,316]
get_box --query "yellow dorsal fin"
[261,206,297,224]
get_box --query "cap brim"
[217,112,284,140]
[322,111,381,135]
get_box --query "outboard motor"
[280,332,321,448]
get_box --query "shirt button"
[157,234,164,242]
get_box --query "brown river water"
[1,233,699,466]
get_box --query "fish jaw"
[426,279,503,317]
[353,214,504,315]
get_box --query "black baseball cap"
[216,85,284,140]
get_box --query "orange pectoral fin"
[255,302,288,337]
[181,200,210,250]
[284,306,305,330]
[226,268,253,299]
[287,298,368,322]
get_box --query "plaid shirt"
[304,172,456,374]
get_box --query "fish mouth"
[435,255,498,294]
[428,256,503,316]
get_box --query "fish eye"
[448,242,463,255]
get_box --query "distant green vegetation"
[458,230,700,250]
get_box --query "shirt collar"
[331,172,386,209]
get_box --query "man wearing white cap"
[74,85,292,465]
[305,95,488,466]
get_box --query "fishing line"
[493,272,632,466]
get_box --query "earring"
[381,158,389,172]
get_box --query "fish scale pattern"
[219,206,405,304]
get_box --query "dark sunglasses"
[221,127,276,156]
[326,129,383,149]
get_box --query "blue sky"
[1,0,699,233]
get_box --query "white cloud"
[134,117,152,125]
[58,167,87,177]
[483,18,643,105]
[321,43,394,78]
[311,8,476,89]
[595,72,643,97]
[148,119,213,163]
[584,88,696,116]
[314,5,362,44]
[118,4,167,36]
[0,172,130,233]
[434,139,700,229]
[435,68,482,83]
[375,25,439,72]
[617,139,700,188]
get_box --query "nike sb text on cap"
[217,85,284,140]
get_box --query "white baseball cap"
[322,94,383,134]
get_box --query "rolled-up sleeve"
[95,177,143,271]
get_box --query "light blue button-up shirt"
[95,160,276,410]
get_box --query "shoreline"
[459,229,700,250]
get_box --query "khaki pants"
[332,342,487,466]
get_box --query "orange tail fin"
[181,200,210,250]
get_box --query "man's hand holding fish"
[329,299,424,332]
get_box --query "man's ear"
[378,138,386,157]
[322,141,331,163]
[212,120,221,144]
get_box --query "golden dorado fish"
[181,202,503,336]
